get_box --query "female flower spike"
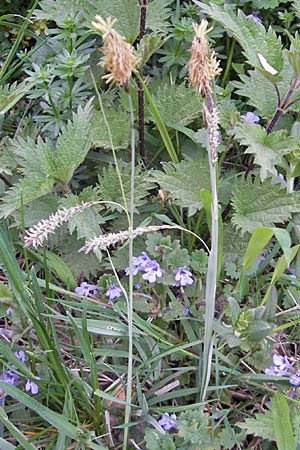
[91,15,137,88]
[188,20,222,97]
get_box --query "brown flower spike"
[91,15,137,89]
[188,20,222,97]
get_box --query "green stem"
[221,39,236,87]
[123,94,135,450]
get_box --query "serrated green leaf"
[195,1,283,71]
[0,176,55,218]
[136,33,168,67]
[237,410,275,441]
[145,428,175,450]
[152,153,210,216]
[232,177,300,234]
[146,0,173,34]
[235,123,295,180]
[272,392,296,450]
[0,81,34,115]
[91,108,130,150]
[151,83,202,127]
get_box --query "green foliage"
[136,34,168,67]
[197,2,283,71]
[146,0,173,34]
[238,409,275,441]
[272,392,296,450]
[151,83,202,127]
[178,410,217,448]
[144,429,175,450]
[231,177,300,233]
[235,123,296,180]
[153,153,210,216]
[91,107,130,150]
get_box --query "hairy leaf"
[235,123,296,180]
[238,410,275,441]
[136,33,168,67]
[196,2,283,71]
[144,429,175,450]
[0,177,55,218]
[91,108,130,150]
[146,0,173,34]
[152,153,210,216]
[151,83,202,127]
[232,177,300,233]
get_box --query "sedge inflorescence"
[91,15,137,88]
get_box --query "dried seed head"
[203,104,220,164]
[188,20,222,97]
[91,15,138,88]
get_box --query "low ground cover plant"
[1,0,300,449]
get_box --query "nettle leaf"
[0,177,55,218]
[223,223,250,267]
[86,0,140,41]
[151,83,202,127]
[197,2,283,71]
[136,33,168,67]
[146,0,173,34]
[233,52,298,118]
[54,103,92,183]
[15,194,59,227]
[238,410,275,441]
[232,177,300,234]
[153,153,210,216]
[235,123,296,180]
[59,188,104,240]
[91,108,130,150]
[34,0,83,22]
[98,164,151,212]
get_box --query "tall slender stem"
[123,94,135,450]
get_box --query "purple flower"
[25,378,40,395]
[135,282,142,289]
[288,267,296,278]
[265,354,293,377]
[0,328,13,339]
[183,307,190,316]
[158,413,178,431]
[290,372,300,387]
[6,307,13,315]
[174,267,194,287]
[3,370,19,385]
[142,261,163,283]
[105,284,122,301]
[241,112,260,124]
[14,350,25,363]
[75,282,99,297]
[246,12,262,24]
[125,252,152,276]
[258,251,267,265]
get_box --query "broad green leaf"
[153,153,210,216]
[272,392,296,450]
[235,123,295,180]
[237,410,275,441]
[0,383,79,440]
[45,251,77,289]
[151,82,202,127]
[91,107,130,150]
[136,33,168,67]
[243,226,274,269]
[0,176,55,218]
[232,177,300,234]
[195,1,283,71]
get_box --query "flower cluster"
[75,282,99,297]
[0,350,40,404]
[158,413,178,431]
[265,354,300,387]
[125,252,163,283]
[241,111,260,124]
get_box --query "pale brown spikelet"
[188,20,222,97]
[91,15,138,88]
[203,104,220,164]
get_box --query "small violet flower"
[6,307,13,315]
[288,267,296,278]
[290,372,300,387]
[174,267,194,287]
[105,284,122,301]
[14,350,25,363]
[241,111,260,124]
[158,413,178,431]
[142,261,163,283]
[183,307,190,316]
[246,12,262,24]
[258,251,267,265]
[0,328,13,339]
[3,370,19,385]
[25,377,40,395]
[75,282,99,297]
[125,251,152,276]
[135,282,142,289]
[265,354,293,377]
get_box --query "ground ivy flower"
[142,261,163,283]
[105,284,122,301]
[125,252,152,276]
[14,350,25,363]
[174,267,194,287]
[183,307,190,316]
[158,413,178,431]
[246,12,262,24]
[25,378,40,395]
[265,354,293,376]
[3,370,19,385]
[241,111,260,124]
[290,372,300,387]
[75,282,99,297]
